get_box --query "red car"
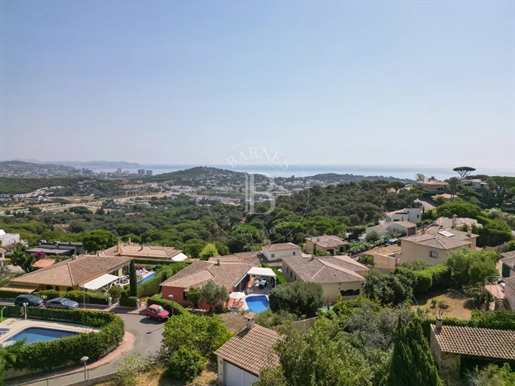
[145,304,170,322]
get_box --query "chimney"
[127,237,132,245]
[216,257,221,266]
[310,255,315,261]
[139,244,144,251]
[436,317,442,332]
[452,214,457,229]
[467,226,472,237]
[245,312,256,330]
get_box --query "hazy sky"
[1,1,513,168]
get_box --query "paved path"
[6,312,165,386]
[415,198,437,210]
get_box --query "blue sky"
[1,1,513,169]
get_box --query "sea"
[88,164,515,180]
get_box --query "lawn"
[412,288,476,320]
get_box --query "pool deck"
[0,318,100,344]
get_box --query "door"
[224,361,257,386]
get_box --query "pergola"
[247,267,277,287]
[82,274,119,291]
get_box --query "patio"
[246,267,276,295]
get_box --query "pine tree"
[129,260,138,297]
[383,318,443,386]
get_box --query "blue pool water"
[246,296,270,313]
[138,272,156,284]
[9,327,78,345]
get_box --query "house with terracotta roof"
[215,313,280,386]
[101,240,187,262]
[415,180,448,193]
[261,242,301,262]
[8,255,132,292]
[304,235,349,256]
[208,251,263,266]
[501,251,515,278]
[430,321,515,376]
[434,215,481,230]
[399,227,477,266]
[160,260,253,309]
[282,255,369,303]
[365,221,417,238]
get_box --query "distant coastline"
[85,164,515,180]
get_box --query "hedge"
[147,297,187,316]
[2,307,124,371]
[119,296,139,308]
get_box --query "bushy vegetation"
[445,249,499,288]
[161,313,230,380]
[269,281,324,318]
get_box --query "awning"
[247,267,276,278]
[82,274,119,290]
[26,248,71,255]
[1,285,38,293]
[172,253,188,262]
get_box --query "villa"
[385,208,422,224]
[208,251,263,266]
[415,180,448,193]
[26,240,85,257]
[101,240,188,262]
[282,255,369,303]
[215,313,280,386]
[261,242,301,262]
[304,235,349,256]
[7,255,132,292]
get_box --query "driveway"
[415,198,437,210]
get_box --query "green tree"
[416,174,425,182]
[446,249,499,288]
[435,201,481,219]
[468,363,515,386]
[198,243,218,260]
[388,181,406,193]
[363,270,413,306]
[253,367,287,386]
[186,287,201,308]
[167,346,206,381]
[129,260,137,297]
[453,166,476,179]
[468,259,499,285]
[476,220,514,247]
[162,312,231,357]
[108,285,123,300]
[269,281,323,318]
[10,249,34,273]
[446,177,460,201]
[198,281,229,311]
[366,230,380,243]
[382,318,443,386]
[82,229,118,252]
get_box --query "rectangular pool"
[138,272,156,284]
[8,327,78,345]
[246,295,270,313]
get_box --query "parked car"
[145,304,169,322]
[14,294,44,308]
[45,297,79,310]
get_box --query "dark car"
[45,297,79,310]
[14,294,44,308]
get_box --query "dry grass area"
[413,289,476,320]
[218,312,246,333]
[98,363,217,386]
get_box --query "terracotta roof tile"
[403,233,471,250]
[12,255,132,287]
[208,252,262,266]
[431,325,515,359]
[305,235,349,248]
[215,325,281,375]
[501,252,515,270]
[102,243,182,259]
[263,243,301,252]
[160,261,252,290]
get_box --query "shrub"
[413,270,433,294]
[113,353,151,386]
[269,281,323,318]
[109,285,122,300]
[147,297,187,316]
[167,346,206,381]
[262,263,287,284]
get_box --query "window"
[290,271,293,278]
[293,251,296,256]
[271,253,275,258]
[286,267,289,273]
[429,251,438,258]
[417,214,420,218]
[183,291,188,300]
[294,275,297,281]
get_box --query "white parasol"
[229,292,246,300]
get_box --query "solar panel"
[438,230,455,237]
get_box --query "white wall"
[0,233,20,247]
[220,359,258,386]
[386,208,421,224]
[262,248,300,262]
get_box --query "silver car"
[45,297,79,310]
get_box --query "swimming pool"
[7,327,78,345]
[246,295,270,313]
[138,272,156,284]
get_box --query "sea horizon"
[87,164,515,180]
